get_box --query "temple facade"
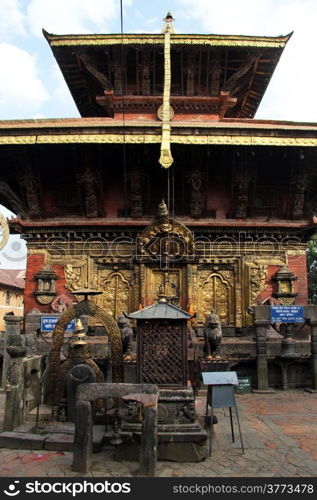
[0,17,317,344]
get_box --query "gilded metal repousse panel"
[97,269,133,318]
[243,257,285,325]
[64,260,87,291]
[196,270,235,325]
[151,269,182,305]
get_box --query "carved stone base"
[119,386,208,461]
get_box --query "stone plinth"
[120,385,208,462]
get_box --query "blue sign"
[41,316,75,333]
[270,305,304,323]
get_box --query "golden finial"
[71,318,87,345]
[158,199,168,217]
[162,12,175,33]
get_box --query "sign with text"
[41,316,75,333]
[202,371,238,386]
[270,305,304,323]
[235,376,252,394]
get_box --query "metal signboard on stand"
[202,371,244,456]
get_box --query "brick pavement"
[1,390,317,477]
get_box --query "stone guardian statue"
[203,311,222,360]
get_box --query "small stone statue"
[203,311,222,359]
[117,314,134,360]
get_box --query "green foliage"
[307,239,317,303]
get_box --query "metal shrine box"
[127,301,194,387]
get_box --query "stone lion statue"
[203,311,222,359]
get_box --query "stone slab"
[37,422,75,435]
[252,389,276,394]
[0,431,45,449]
[25,405,53,422]
[44,433,74,451]
[43,425,104,452]
[14,424,35,433]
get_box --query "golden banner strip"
[159,18,174,169]
[0,135,317,146]
[49,34,289,49]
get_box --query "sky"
[0,0,316,268]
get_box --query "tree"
[307,238,317,303]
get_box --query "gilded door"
[197,272,234,325]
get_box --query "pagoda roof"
[0,116,316,147]
[43,30,292,120]
[127,301,193,320]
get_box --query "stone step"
[0,424,105,452]
[25,405,53,422]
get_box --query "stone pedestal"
[120,385,207,462]
[254,310,270,391]
[1,315,24,388]
[2,315,26,431]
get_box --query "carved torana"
[139,200,195,262]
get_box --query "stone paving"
[1,390,317,477]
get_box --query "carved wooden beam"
[78,51,112,91]
[223,56,258,95]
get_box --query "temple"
[1,15,317,397]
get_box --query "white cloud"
[26,0,124,37]
[46,60,79,117]
[177,0,317,121]
[177,0,296,35]
[0,0,26,39]
[0,43,49,118]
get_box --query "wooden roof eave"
[42,29,293,49]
